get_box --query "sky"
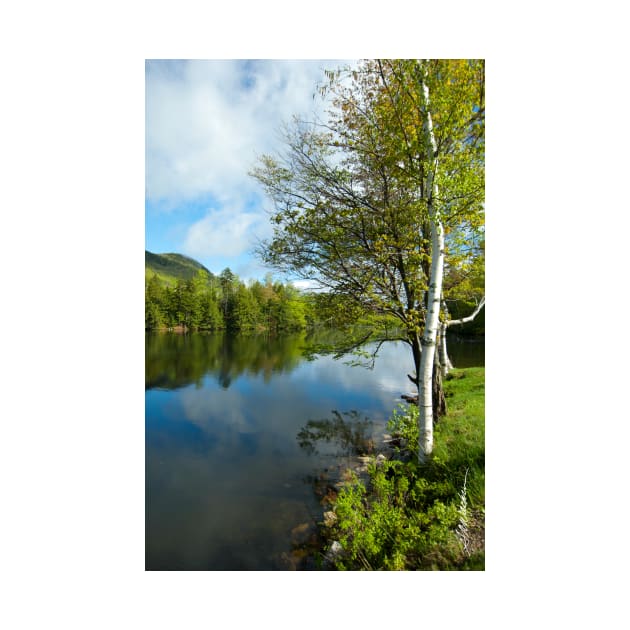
[145,59,356,285]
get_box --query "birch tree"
[415,62,444,458]
[374,59,484,460]
[251,59,484,462]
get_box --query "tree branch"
[445,296,485,327]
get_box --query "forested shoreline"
[145,268,312,333]
[145,266,484,337]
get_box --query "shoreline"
[289,367,485,570]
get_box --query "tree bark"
[438,301,455,378]
[408,332,422,387]
[432,351,447,421]
[418,215,445,460]
[417,63,444,462]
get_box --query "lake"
[145,331,484,570]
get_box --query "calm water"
[145,331,484,570]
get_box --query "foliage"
[145,264,314,333]
[387,403,420,459]
[251,58,484,391]
[443,240,485,335]
[332,460,462,570]
[145,251,214,285]
[326,367,485,570]
[145,254,409,339]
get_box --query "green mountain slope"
[145,251,214,285]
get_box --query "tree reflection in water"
[145,331,307,390]
[297,410,376,456]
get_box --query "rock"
[316,484,338,506]
[387,436,404,448]
[323,511,337,527]
[375,453,387,466]
[324,541,344,567]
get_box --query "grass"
[433,367,485,508]
[320,366,485,570]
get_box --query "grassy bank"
[321,367,485,570]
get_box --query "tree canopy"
[252,59,484,459]
[145,268,310,333]
[251,60,484,373]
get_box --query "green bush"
[326,368,485,570]
[332,460,462,570]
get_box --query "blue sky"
[145,59,355,285]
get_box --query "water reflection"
[145,332,484,570]
[146,331,307,390]
[146,330,484,392]
[297,410,376,456]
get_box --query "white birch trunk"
[417,64,445,462]
[439,301,454,378]
[439,321,454,378]
[418,212,445,460]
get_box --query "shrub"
[326,368,484,570]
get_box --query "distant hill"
[145,251,214,285]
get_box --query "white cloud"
[290,279,323,291]
[146,59,353,207]
[183,205,268,258]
